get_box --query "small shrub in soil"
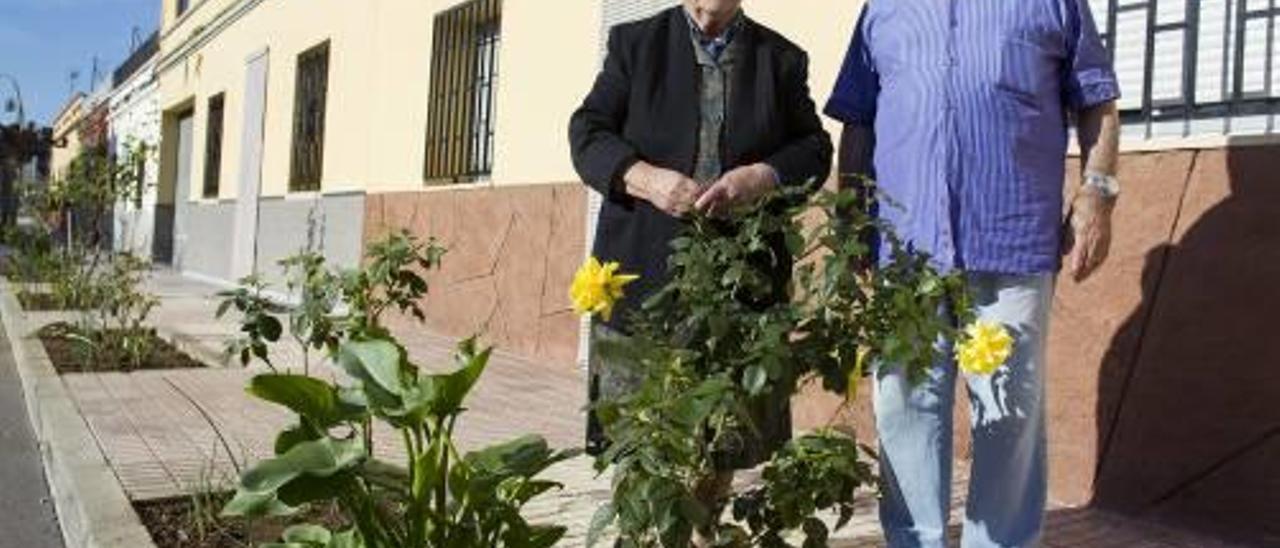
[38,322,206,374]
[135,494,348,548]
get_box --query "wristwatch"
[1082,171,1121,201]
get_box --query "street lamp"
[0,73,25,126]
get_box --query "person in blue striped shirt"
[826,1,1122,546]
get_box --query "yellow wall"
[49,96,85,178]
[748,1,861,139]
[157,0,603,201]
[487,0,601,185]
[155,0,860,202]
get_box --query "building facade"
[109,33,163,258]
[49,93,85,179]
[150,0,1278,541]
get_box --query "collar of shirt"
[683,7,743,62]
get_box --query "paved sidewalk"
[26,269,1245,546]
[0,318,64,547]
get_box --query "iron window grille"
[290,41,330,192]
[203,93,225,199]
[1096,0,1279,137]
[424,0,502,183]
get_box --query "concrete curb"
[0,279,158,548]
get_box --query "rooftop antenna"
[90,56,101,89]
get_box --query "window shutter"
[1090,0,1278,138]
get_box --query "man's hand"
[1065,187,1114,282]
[623,162,704,217]
[694,163,778,217]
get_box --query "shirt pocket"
[996,30,1064,114]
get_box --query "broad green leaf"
[464,435,568,482]
[329,529,364,548]
[337,339,407,400]
[358,458,410,496]
[223,437,365,518]
[410,339,491,416]
[282,524,332,544]
[275,424,320,455]
[241,437,365,493]
[220,489,297,518]
[249,374,365,427]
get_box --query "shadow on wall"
[1091,141,1280,546]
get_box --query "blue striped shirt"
[825,0,1120,274]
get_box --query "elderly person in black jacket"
[569,0,832,525]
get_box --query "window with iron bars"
[203,93,225,199]
[290,41,330,192]
[424,0,502,183]
[1092,0,1280,138]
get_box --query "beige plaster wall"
[157,0,603,202]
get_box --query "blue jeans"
[875,273,1055,548]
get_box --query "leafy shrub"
[587,185,971,547]
[57,252,160,371]
[219,231,575,548]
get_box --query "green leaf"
[586,502,616,548]
[743,364,768,395]
[282,524,332,544]
[249,374,365,427]
[275,424,320,455]
[412,339,491,416]
[261,315,284,342]
[329,529,364,548]
[222,437,365,517]
[337,339,407,397]
[465,435,568,481]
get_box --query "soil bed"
[135,494,348,548]
[38,322,207,373]
[17,292,77,312]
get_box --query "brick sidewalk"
[38,269,1244,547]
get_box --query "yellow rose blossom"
[846,346,872,402]
[570,257,639,321]
[955,321,1015,376]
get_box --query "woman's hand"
[695,163,779,217]
[624,162,705,217]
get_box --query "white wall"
[108,59,162,258]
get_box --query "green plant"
[729,431,875,547]
[16,144,153,309]
[219,232,573,548]
[279,250,341,375]
[218,230,446,372]
[54,252,160,371]
[587,184,970,547]
[217,274,288,369]
[0,224,59,283]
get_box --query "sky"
[0,0,161,126]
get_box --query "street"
[0,316,62,548]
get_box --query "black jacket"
[568,7,832,331]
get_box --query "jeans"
[875,272,1055,548]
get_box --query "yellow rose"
[955,321,1014,376]
[570,257,639,321]
[846,346,872,402]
